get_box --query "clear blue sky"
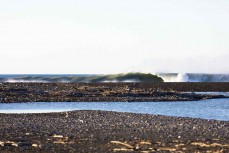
[0,0,229,74]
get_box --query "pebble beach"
[0,110,229,152]
[0,82,229,152]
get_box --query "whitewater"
[157,73,229,82]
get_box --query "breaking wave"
[2,73,229,83]
[158,73,229,82]
[0,73,163,83]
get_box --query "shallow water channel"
[0,97,229,121]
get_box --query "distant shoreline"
[1,82,229,103]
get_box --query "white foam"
[159,73,188,82]
[5,79,48,83]
[159,73,229,82]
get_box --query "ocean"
[0,73,229,82]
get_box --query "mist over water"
[129,55,229,74]
[158,73,229,82]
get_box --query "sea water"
[0,98,229,121]
[1,73,229,82]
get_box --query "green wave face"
[89,73,164,82]
[0,73,164,83]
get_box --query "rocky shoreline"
[1,83,229,152]
[1,82,229,103]
[0,110,229,152]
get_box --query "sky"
[0,0,229,74]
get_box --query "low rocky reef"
[0,83,228,103]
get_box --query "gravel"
[0,110,228,152]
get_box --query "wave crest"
[0,73,164,83]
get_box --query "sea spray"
[158,73,229,82]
